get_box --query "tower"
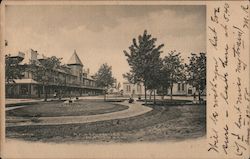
[67,50,83,83]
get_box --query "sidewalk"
[5,95,113,105]
[5,95,206,106]
[5,97,74,106]
[5,98,43,105]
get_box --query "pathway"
[6,101,152,127]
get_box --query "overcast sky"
[5,5,206,83]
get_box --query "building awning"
[7,79,38,84]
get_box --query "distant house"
[171,82,197,96]
[123,82,145,97]
[123,81,197,97]
[5,49,104,98]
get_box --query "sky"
[5,5,206,83]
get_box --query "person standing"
[193,92,197,103]
[53,91,57,99]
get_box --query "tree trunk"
[144,84,147,104]
[44,85,48,101]
[170,83,173,101]
[161,94,164,105]
[104,90,106,101]
[9,84,14,98]
[153,90,156,105]
[59,87,62,100]
[38,85,41,98]
[198,89,201,104]
[149,90,152,100]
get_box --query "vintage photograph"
[4,5,206,143]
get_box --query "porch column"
[28,84,32,98]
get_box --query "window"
[24,72,29,78]
[137,85,141,93]
[126,85,131,92]
[20,84,29,95]
[182,83,185,91]
[188,89,192,94]
[178,83,181,91]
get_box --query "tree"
[5,54,26,97]
[186,52,206,103]
[117,82,121,91]
[145,50,163,104]
[29,56,62,101]
[123,30,164,104]
[94,63,116,101]
[156,69,171,100]
[5,54,25,84]
[162,50,185,100]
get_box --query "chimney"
[30,49,38,61]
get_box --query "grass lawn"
[6,104,206,143]
[6,100,129,117]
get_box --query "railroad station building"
[5,49,104,98]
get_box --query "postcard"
[0,0,249,158]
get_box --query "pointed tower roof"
[67,50,83,66]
